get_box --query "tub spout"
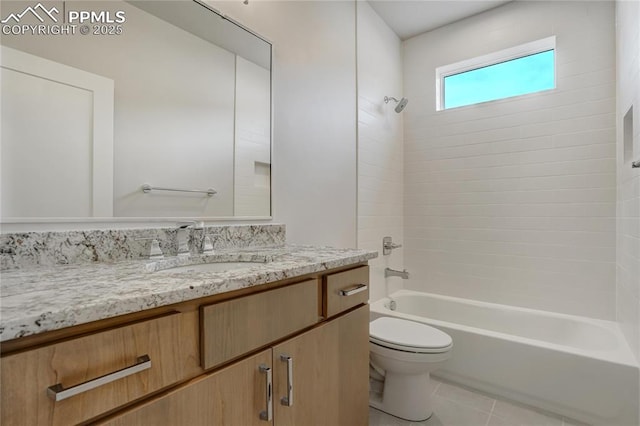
[385,268,409,279]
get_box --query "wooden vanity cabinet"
[1,264,370,426]
[100,306,368,426]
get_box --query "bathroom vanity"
[0,227,376,425]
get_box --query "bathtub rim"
[370,289,638,368]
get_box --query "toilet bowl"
[369,317,453,421]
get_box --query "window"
[436,37,556,110]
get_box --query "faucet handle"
[177,236,190,257]
[148,239,164,259]
[136,238,164,260]
[382,236,402,255]
[202,236,214,254]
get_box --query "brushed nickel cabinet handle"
[47,355,151,402]
[259,364,273,421]
[339,284,368,296]
[280,355,293,407]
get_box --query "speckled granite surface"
[0,224,286,270]
[0,245,377,342]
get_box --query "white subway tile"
[402,1,617,319]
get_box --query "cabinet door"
[99,349,272,426]
[334,305,370,426]
[273,305,369,426]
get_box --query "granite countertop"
[0,245,377,342]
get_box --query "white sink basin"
[156,261,264,274]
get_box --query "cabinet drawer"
[201,279,319,370]
[1,313,190,426]
[324,265,369,318]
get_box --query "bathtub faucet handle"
[383,236,402,255]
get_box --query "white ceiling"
[368,0,513,40]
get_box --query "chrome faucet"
[382,236,402,255]
[136,238,164,260]
[177,221,201,228]
[385,267,409,279]
[176,221,204,255]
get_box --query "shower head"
[384,96,409,113]
[395,97,408,113]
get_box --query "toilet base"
[369,371,434,422]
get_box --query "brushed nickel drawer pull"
[339,284,368,297]
[280,355,293,407]
[259,364,273,421]
[47,355,151,402]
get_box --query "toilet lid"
[370,317,452,353]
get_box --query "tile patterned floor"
[369,377,589,426]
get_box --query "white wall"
[616,0,640,371]
[357,2,404,302]
[208,1,359,247]
[403,1,617,319]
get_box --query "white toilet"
[369,317,453,421]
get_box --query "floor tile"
[369,407,412,426]
[486,414,513,426]
[489,411,590,426]
[491,399,563,426]
[435,380,495,414]
[369,378,581,426]
[561,417,591,426]
[413,395,491,426]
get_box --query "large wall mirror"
[0,0,272,222]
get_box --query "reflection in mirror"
[0,0,271,221]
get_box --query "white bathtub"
[370,290,639,426]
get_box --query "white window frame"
[435,36,556,111]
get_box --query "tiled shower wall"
[616,0,640,367]
[357,2,404,303]
[402,1,617,319]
